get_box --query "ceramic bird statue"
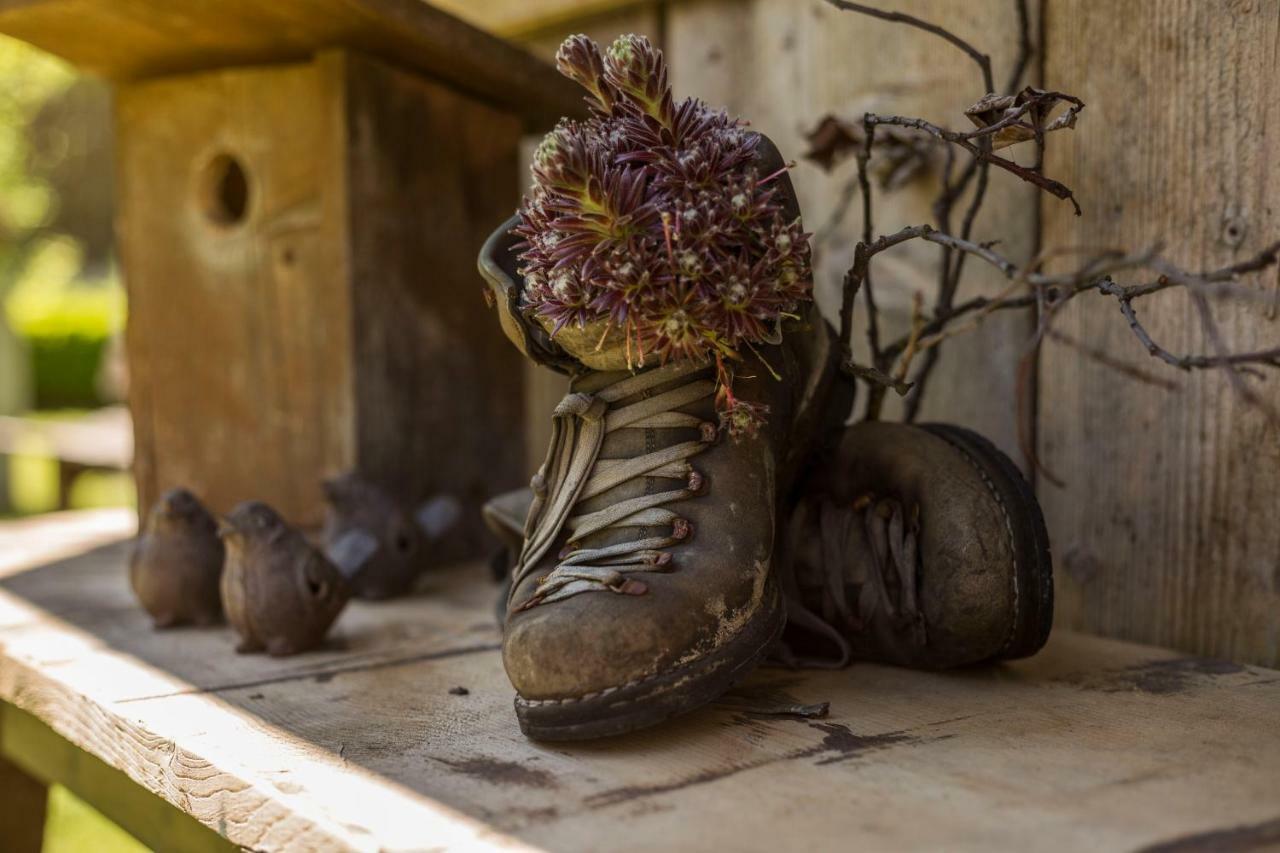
[219,501,349,656]
[130,487,225,628]
[321,472,461,600]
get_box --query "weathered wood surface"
[667,0,1039,456]
[0,0,580,127]
[3,510,1280,852]
[3,703,235,853]
[118,60,354,529]
[336,51,528,558]
[432,0,667,39]
[119,51,527,538]
[1039,0,1280,667]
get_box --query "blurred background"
[0,35,131,522]
[0,33,141,853]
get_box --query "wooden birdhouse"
[0,0,582,553]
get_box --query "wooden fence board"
[667,0,1041,455]
[1039,0,1280,667]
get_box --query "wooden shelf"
[0,0,581,127]
[2,510,1279,851]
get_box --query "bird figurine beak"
[216,518,239,542]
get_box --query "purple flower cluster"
[515,34,812,383]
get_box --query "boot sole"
[514,583,785,741]
[921,423,1054,661]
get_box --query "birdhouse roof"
[0,0,583,127]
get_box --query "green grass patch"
[44,784,150,853]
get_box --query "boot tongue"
[542,317,633,372]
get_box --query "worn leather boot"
[780,421,1053,669]
[485,420,1052,671]
[478,138,847,741]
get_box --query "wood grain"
[667,0,1040,457]
[118,62,353,528]
[0,0,580,128]
[120,53,527,542]
[431,0,666,39]
[334,51,528,559]
[1039,0,1280,667]
[3,510,1280,852]
[2,703,235,853]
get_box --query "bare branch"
[867,114,1082,214]
[815,0,1277,439]
[842,361,914,396]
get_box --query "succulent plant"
[514,34,813,436]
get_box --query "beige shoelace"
[511,361,716,611]
[778,494,925,668]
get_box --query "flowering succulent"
[514,34,813,436]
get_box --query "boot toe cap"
[502,566,771,702]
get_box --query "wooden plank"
[0,512,502,696]
[1039,0,1280,667]
[0,510,525,850]
[117,61,353,528]
[2,703,235,853]
[0,406,131,468]
[0,0,580,128]
[667,0,1039,459]
[332,51,528,559]
[0,746,47,853]
[3,510,1280,851]
[431,0,666,40]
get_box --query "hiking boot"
[780,421,1053,669]
[478,136,848,740]
[485,421,1053,671]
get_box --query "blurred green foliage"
[0,35,125,411]
[0,35,75,265]
[45,785,150,853]
[7,236,124,407]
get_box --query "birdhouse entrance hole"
[198,152,250,226]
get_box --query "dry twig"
[811,0,1280,468]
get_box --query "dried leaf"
[964,86,1083,150]
[803,115,935,188]
[803,114,863,172]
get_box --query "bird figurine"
[321,472,461,600]
[219,501,349,656]
[130,487,225,628]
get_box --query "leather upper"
[478,134,848,699]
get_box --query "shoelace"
[511,360,716,611]
[778,494,926,668]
